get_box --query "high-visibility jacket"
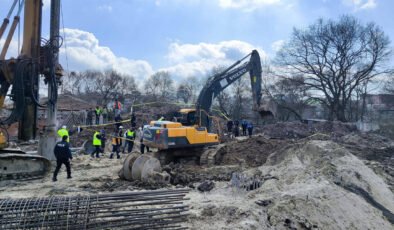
[93,132,102,146]
[95,108,101,116]
[57,128,69,142]
[112,131,122,145]
[114,101,122,110]
[125,130,135,141]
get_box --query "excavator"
[0,0,62,181]
[121,50,273,183]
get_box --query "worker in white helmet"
[57,125,69,142]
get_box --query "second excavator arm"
[195,50,262,130]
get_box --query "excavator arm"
[195,50,262,129]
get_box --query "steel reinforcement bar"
[0,189,190,229]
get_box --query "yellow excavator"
[121,50,274,182]
[0,0,62,181]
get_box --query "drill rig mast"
[0,0,62,180]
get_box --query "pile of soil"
[186,140,394,229]
[219,136,291,167]
[339,132,394,191]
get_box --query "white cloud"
[60,28,153,81]
[342,0,377,10]
[218,0,281,11]
[97,4,113,13]
[271,39,285,52]
[161,40,267,80]
[42,0,50,10]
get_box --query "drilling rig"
[0,0,62,180]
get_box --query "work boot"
[52,177,57,182]
[110,153,113,159]
[67,175,72,179]
[96,154,100,158]
[117,154,120,159]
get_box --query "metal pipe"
[0,0,19,40]
[0,16,19,60]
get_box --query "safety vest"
[93,132,102,146]
[57,128,69,142]
[114,101,121,110]
[95,108,101,115]
[127,130,134,137]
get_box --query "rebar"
[0,189,190,229]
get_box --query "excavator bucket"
[257,98,277,118]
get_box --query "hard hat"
[138,127,142,131]
[62,125,67,129]
[119,126,123,129]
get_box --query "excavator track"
[0,153,51,181]
[199,144,225,166]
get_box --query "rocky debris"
[197,180,215,192]
[164,163,241,186]
[255,199,272,207]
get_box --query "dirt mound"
[186,140,394,229]
[219,136,291,167]
[262,121,357,139]
[261,140,394,228]
[338,133,394,191]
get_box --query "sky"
[1,0,393,84]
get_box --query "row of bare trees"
[61,15,393,122]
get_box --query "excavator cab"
[176,109,196,126]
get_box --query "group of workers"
[53,109,256,182]
[227,119,254,137]
[86,99,123,126]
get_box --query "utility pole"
[39,0,60,160]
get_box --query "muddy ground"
[0,121,393,229]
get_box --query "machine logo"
[228,68,248,81]
[143,129,153,139]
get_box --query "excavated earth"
[0,121,393,230]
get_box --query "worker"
[114,99,122,117]
[247,122,254,138]
[241,120,248,136]
[95,106,101,125]
[114,114,122,130]
[138,126,151,154]
[233,125,239,137]
[110,126,123,159]
[87,108,93,126]
[57,125,69,142]
[92,130,102,158]
[102,107,108,124]
[123,127,135,153]
[227,120,233,133]
[52,135,72,182]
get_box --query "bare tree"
[383,74,394,94]
[267,75,309,121]
[230,76,250,120]
[276,15,392,121]
[176,84,192,104]
[144,71,174,100]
